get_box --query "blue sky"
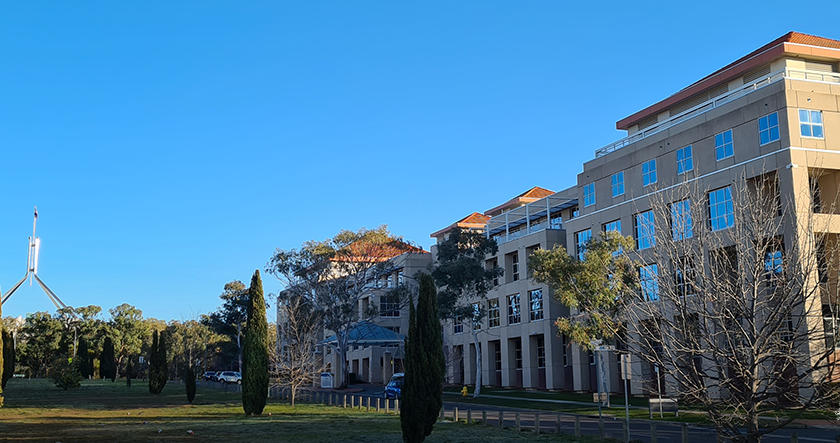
[2,1,839,321]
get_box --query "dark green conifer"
[242,270,268,415]
[401,273,445,443]
[2,329,13,389]
[101,337,116,382]
[186,364,196,403]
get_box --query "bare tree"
[273,293,326,407]
[625,167,840,443]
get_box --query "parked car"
[384,373,404,399]
[217,371,242,384]
[202,371,216,381]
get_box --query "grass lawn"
[0,379,615,442]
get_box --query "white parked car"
[217,371,242,384]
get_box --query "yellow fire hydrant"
[461,386,469,398]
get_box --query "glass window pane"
[800,109,810,122]
[724,130,732,143]
[813,125,824,138]
[759,117,768,131]
[760,131,769,145]
[769,112,778,126]
[801,124,812,137]
[812,111,823,124]
[769,127,779,141]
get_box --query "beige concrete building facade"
[437,32,840,395]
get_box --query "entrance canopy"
[320,321,405,347]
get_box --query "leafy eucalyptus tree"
[431,228,502,398]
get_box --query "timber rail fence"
[196,381,838,443]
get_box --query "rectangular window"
[676,145,693,174]
[603,219,621,234]
[536,336,546,368]
[715,129,734,160]
[709,186,734,231]
[765,248,783,289]
[640,264,660,301]
[507,294,521,324]
[800,109,824,138]
[487,258,499,286]
[575,229,592,260]
[379,294,400,317]
[529,288,544,321]
[562,335,569,366]
[453,317,463,334]
[635,210,655,250]
[472,303,481,330]
[511,253,519,282]
[759,112,780,145]
[670,199,693,240]
[611,172,625,197]
[583,183,596,207]
[674,257,696,298]
[488,299,500,328]
[550,215,562,229]
[642,159,657,186]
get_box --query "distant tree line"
[1,284,267,383]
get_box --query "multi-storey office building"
[564,31,840,396]
[433,186,586,391]
[318,250,432,385]
[437,32,840,395]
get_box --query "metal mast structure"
[1,207,69,309]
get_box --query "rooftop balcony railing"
[595,68,840,157]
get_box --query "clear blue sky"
[2,1,839,321]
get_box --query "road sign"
[620,354,631,380]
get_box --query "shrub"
[50,357,82,390]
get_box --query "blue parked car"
[384,373,404,399]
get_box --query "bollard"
[328,394,333,406]
[599,416,605,439]
[791,433,798,443]
[651,423,657,443]
[467,409,472,425]
[343,394,347,408]
[454,407,459,423]
[440,407,444,420]
[366,396,370,412]
[682,423,688,443]
[482,410,487,426]
[534,413,540,434]
[574,416,581,437]
[376,398,380,413]
[556,413,561,434]
[499,411,504,430]
[385,399,390,414]
[395,399,399,414]
[515,412,521,432]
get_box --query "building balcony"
[595,68,840,158]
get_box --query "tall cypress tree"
[185,364,196,403]
[77,339,90,379]
[242,270,269,415]
[101,337,116,382]
[401,273,445,443]
[157,332,168,392]
[401,294,423,442]
[149,331,160,393]
[2,329,12,389]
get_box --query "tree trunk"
[291,386,296,407]
[471,329,482,398]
